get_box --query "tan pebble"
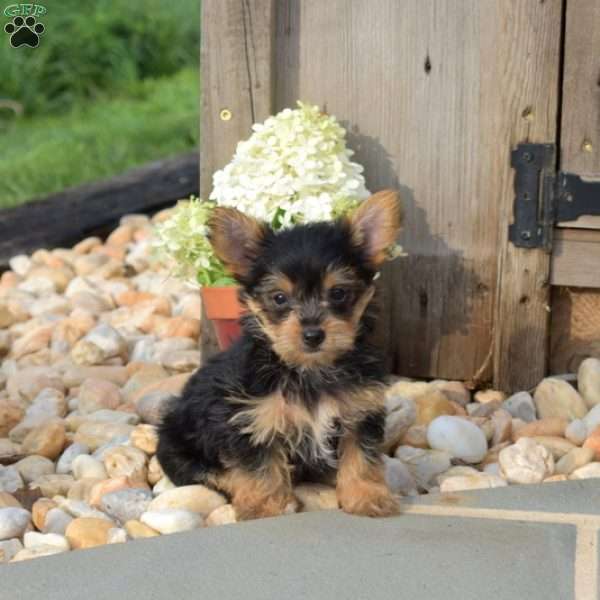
[130,425,158,455]
[131,374,191,406]
[512,417,568,442]
[556,447,595,475]
[106,225,134,247]
[73,237,102,255]
[147,456,164,486]
[26,266,73,293]
[62,366,129,388]
[21,421,66,460]
[32,498,58,530]
[205,505,238,527]
[148,316,201,340]
[67,477,103,502]
[570,462,600,480]
[583,427,600,460]
[474,389,506,404]
[490,409,512,445]
[0,402,25,437]
[73,422,134,451]
[448,401,467,416]
[534,378,587,420]
[78,378,122,414]
[294,484,339,512]
[0,492,22,508]
[148,485,226,515]
[11,326,54,360]
[124,520,160,538]
[530,436,576,459]
[31,474,75,497]
[414,389,456,426]
[479,442,511,466]
[88,476,147,508]
[544,474,568,483]
[400,425,429,449]
[65,517,114,549]
[386,381,430,400]
[116,290,157,307]
[431,380,471,407]
[103,446,148,483]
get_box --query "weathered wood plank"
[0,152,199,267]
[276,0,562,390]
[200,0,275,199]
[551,229,600,287]
[492,1,563,391]
[558,0,600,229]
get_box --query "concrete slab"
[415,479,600,515]
[1,510,576,600]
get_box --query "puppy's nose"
[302,327,325,348]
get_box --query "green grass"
[0,0,201,209]
[0,68,199,209]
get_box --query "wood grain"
[200,0,275,200]
[551,229,600,287]
[200,0,275,359]
[558,0,600,229]
[276,0,562,389]
[0,152,199,268]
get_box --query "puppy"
[157,190,402,519]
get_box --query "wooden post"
[199,0,275,358]
[200,0,275,200]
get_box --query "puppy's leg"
[336,411,399,517]
[215,451,296,520]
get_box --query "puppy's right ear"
[208,207,268,281]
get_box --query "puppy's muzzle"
[302,327,325,350]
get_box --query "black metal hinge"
[509,143,600,250]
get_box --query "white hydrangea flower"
[210,101,370,228]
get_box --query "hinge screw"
[564,192,574,203]
[521,230,532,240]
[582,139,593,153]
[522,152,533,163]
[219,108,232,121]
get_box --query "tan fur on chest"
[228,386,385,462]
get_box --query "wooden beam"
[200,0,275,200]
[551,229,600,288]
[0,152,199,268]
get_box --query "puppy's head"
[208,190,402,368]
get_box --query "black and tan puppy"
[157,190,402,519]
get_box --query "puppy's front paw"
[338,482,400,518]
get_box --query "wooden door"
[549,0,600,374]
[201,0,565,391]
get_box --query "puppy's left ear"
[347,190,402,268]
[208,207,268,280]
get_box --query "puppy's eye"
[273,292,288,306]
[329,287,347,302]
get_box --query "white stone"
[11,544,67,561]
[439,473,507,493]
[56,443,90,474]
[394,446,452,490]
[140,509,203,534]
[0,465,24,493]
[55,499,112,521]
[71,455,108,480]
[503,391,537,422]
[565,419,588,446]
[0,538,23,562]
[14,455,54,483]
[9,255,32,277]
[583,405,600,435]
[383,455,418,496]
[0,508,30,540]
[84,324,127,360]
[85,410,139,425]
[23,531,70,551]
[153,477,176,495]
[570,463,600,480]
[107,527,128,544]
[534,378,587,420]
[427,416,488,463]
[100,489,153,524]
[42,508,73,535]
[499,438,554,485]
[578,358,600,408]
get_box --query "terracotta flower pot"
[200,286,244,350]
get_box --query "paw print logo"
[4,15,45,48]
